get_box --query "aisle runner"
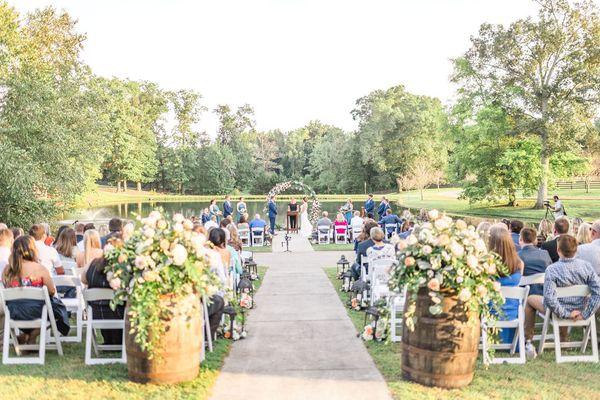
[210,236,391,400]
[271,232,314,253]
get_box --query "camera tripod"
[281,232,292,252]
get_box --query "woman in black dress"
[288,197,299,230]
[83,257,125,345]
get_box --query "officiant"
[288,197,299,232]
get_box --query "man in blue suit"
[380,209,402,235]
[223,195,233,219]
[268,196,278,234]
[364,194,375,217]
[518,227,552,296]
[377,196,390,221]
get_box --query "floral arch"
[266,180,321,225]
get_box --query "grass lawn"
[0,266,268,400]
[324,267,600,400]
[397,188,600,223]
[245,246,272,253]
[311,243,355,251]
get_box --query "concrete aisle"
[210,234,391,400]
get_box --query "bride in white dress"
[299,198,313,238]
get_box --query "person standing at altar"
[377,196,390,221]
[236,197,247,222]
[288,198,299,230]
[341,199,353,224]
[364,194,375,218]
[268,196,278,235]
[209,199,222,222]
[223,195,233,219]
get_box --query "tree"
[403,159,445,201]
[351,85,449,192]
[453,0,600,208]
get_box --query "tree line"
[1,0,599,228]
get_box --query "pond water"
[63,200,360,225]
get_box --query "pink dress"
[334,220,348,234]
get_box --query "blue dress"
[495,271,522,344]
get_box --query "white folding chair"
[200,295,213,364]
[83,288,126,365]
[519,273,545,287]
[352,226,362,242]
[538,285,599,363]
[62,260,79,276]
[384,224,397,239]
[238,228,250,247]
[318,227,331,244]
[369,259,395,306]
[1,285,63,364]
[360,256,370,283]
[251,230,265,247]
[51,275,84,343]
[389,289,406,342]
[334,226,348,244]
[481,286,529,364]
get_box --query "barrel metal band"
[401,364,474,381]
[402,342,478,357]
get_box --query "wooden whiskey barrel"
[401,288,480,389]
[125,293,203,384]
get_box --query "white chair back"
[82,288,125,365]
[519,273,545,287]
[238,228,250,246]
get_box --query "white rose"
[466,254,479,269]
[191,233,207,250]
[450,242,465,258]
[407,235,418,246]
[172,244,188,266]
[434,216,452,231]
[173,213,185,223]
[103,244,114,255]
[458,288,472,302]
[475,238,487,252]
[173,223,184,233]
[183,219,194,231]
[455,219,468,231]
[134,256,147,270]
[149,211,161,220]
[456,276,464,284]
[422,245,432,255]
[109,277,121,290]
[143,227,155,238]
[157,219,167,230]
[427,209,439,221]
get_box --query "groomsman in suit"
[268,196,278,234]
[223,195,233,219]
[377,196,390,221]
[364,194,375,217]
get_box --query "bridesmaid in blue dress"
[487,224,524,344]
[209,199,221,223]
[236,197,247,222]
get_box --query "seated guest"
[577,220,600,275]
[399,221,415,239]
[11,227,24,240]
[541,217,570,263]
[249,214,267,235]
[220,219,231,241]
[518,228,552,296]
[101,218,122,247]
[201,208,211,225]
[238,214,250,232]
[317,211,333,232]
[204,215,219,231]
[3,235,70,344]
[380,209,402,235]
[334,213,348,235]
[537,219,552,244]
[41,223,54,246]
[350,211,364,236]
[524,235,600,359]
[576,222,592,245]
[488,224,523,344]
[74,222,85,244]
[476,221,492,244]
[227,224,243,252]
[30,224,63,275]
[351,220,380,281]
[77,223,96,253]
[76,229,104,271]
[54,227,79,265]
[82,256,125,345]
[206,229,228,338]
[0,227,14,274]
[366,227,396,263]
[509,220,524,251]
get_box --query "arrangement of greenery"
[389,209,505,334]
[103,210,222,357]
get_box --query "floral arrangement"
[104,210,222,358]
[389,209,505,332]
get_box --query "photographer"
[545,195,566,220]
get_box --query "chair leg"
[582,325,591,353]
[2,315,10,364]
[518,316,526,364]
[39,314,47,364]
[553,318,562,363]
[481,324,490,365]
[591,318,599,362]
[85,318,93,365]
[538,312,550,355]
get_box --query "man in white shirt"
[0,227,14,274]
[350,211,364,237]
[549,195,565,220]
[577,220,600,275]
[204,215,219,231]
[29,224,63,275]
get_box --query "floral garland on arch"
[265,180,321,225]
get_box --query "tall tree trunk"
[420,187,424,201]
[116,180,121,193]
[534,144,550,209]
[508,188,516,207]
[123,180,128,192]
[137,182,142,192]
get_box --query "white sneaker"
[525,340,537,360]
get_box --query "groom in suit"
[268,196,278,234]
[223,195,233,219]
[377,196,390,221]
[364,194,375,218]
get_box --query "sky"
[8,0,566,134]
